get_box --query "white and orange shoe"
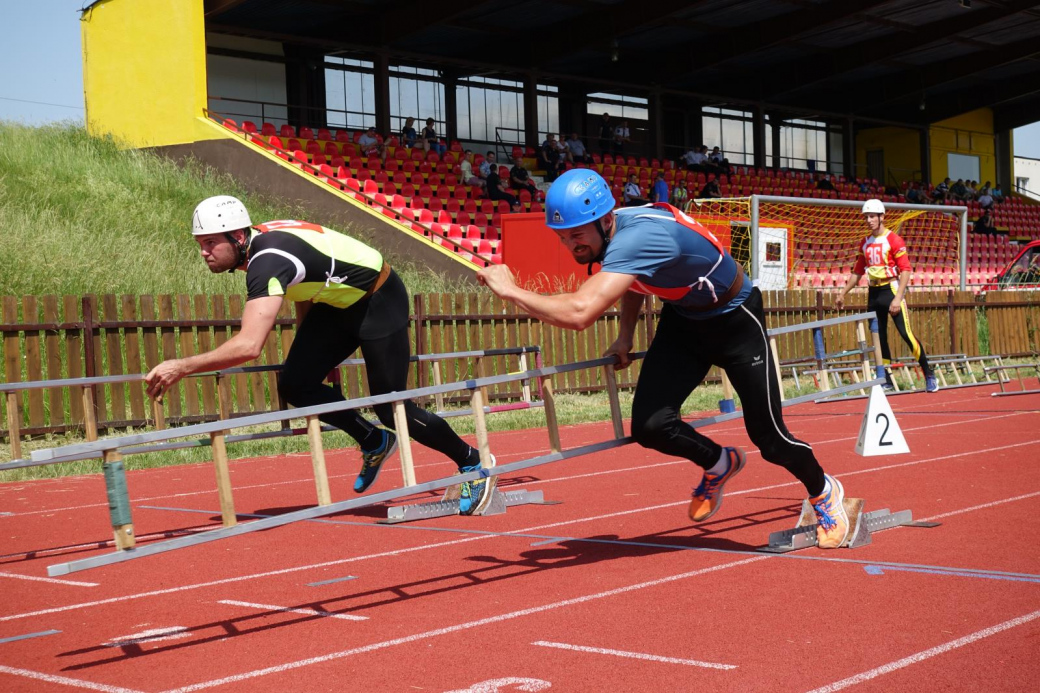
[689,447,746,522]
[809,474,850,549]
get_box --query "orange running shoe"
[809,474,850,549]
[689,447,746,522]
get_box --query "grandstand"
[80,0,1040,290]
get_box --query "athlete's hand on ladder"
[603,336,634,370]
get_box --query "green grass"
[0,122,462,297]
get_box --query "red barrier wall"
[502,213,588,291]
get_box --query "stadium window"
[537,84,559,141]
[703,107,754,166]
[587,92,649,121]
[324,58,375,130]
[389,64,446,136]
[456,76,524,144]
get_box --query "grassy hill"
[0,122,460,297]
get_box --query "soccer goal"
[684,195,969,291]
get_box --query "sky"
[2,1,1039,164]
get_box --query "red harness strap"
[625,203,733,303]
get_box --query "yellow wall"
[929,108,996,185]
[856,126,920,184]
[81,0,218,148]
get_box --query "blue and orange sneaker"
[353,429,398,493]
[809,474,849,549]
[459,454,496,515]
[689,447,746,522]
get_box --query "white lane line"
[218,599,368,621]
[805,608,1040,693]
[161,556,768,693]
[0,571,97,587]
[531,640,736,670]
[105,627,191,647]
[4,437,1038,625]
[919,491,1040,522]
[0,665,145,693]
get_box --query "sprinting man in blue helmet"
[478,168,851,548]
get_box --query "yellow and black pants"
[868,283,932,376]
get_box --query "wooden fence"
[2,289,1036,441]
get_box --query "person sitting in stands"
[623,174,649,206]
[460,150,486,192]
[399,117,418,149]
[816,174,835,192]
[565,132,593,164]
[479,151,495,180]
[486,164,521,212]
[358,126,387,163]
[652,173,669,204]
[933,178,950,203]
[538,134,566,182]
[992,183,1005,203]
[670,181,689,209]
[420,118,446,156]
[973,210,997,236]
[509,156,539,197]
[700,179,722,199]
[950,179,968,202]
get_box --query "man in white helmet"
[835,199,938,393]
[143,196,494,513]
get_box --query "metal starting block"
[759,497,939,553]
[379,477,558,524]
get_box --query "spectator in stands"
[485,164,521,211]
[904,182,932,205]
[652,173,669,204]
[816,174,835,192]
[509,156,539,198]
[358,126,387,163]
[684,146,708,172]
[149,197,495,514]
[965,180,979,201]
[538,134,566,182]
[992,183,1005,203]
[973,210,997,236]
[460,150,486,192]
[400,117,418,149]
[623,174,649,206]
[564,132,593,164]
[613,120,631,155]
[708,146,730,174]
[670,181,689,209]
[950,179,968,202]
[700,179,722,199]
[933,178,951,202]
[479,151,496,179]
[598,113,614,155]
[976,187,994,210]
[858,180,871,194]
[979,181,992,196]
[420,118,446,156]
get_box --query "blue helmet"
[545,169,615,230]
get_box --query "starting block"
[379,475,559,524]
[759,497,939,553]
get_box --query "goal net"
[684,196,964,291]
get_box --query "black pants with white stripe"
[630,288,826,496]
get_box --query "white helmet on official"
[861,199,885,215]
[192,196,252,236]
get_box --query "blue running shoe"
[458,454,496,515]
[354,429,397,493]
[925,375,939,393]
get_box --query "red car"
[982,240,1040,292]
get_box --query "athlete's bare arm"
[891,270,911,314]
[604,291,645,369]
[145,295,284,399]
[835,272,863,310]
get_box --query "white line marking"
[531,640,736,670]
[919,491,1040,522]
[162,556,768,692]
[105,627,191,647]
[805,609,1040,693]
[218,599,368,621]
[4,438,1038,625]
[0,665,145,693]
[0,571,97,587]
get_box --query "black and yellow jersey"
[245,220,384,309]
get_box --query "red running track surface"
[0,384,1038,692]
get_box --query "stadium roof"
[204,0,1040,130]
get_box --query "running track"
[0,384,1037,692]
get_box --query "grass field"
[0,122,466,297]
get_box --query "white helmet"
[861,199,886,215]
[192,196,252,236]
